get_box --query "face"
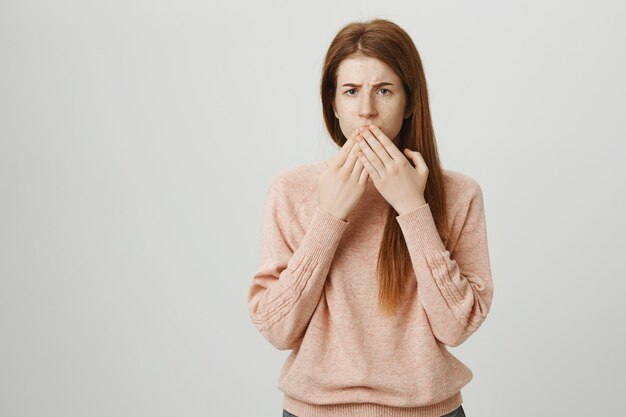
[332,55,411,145]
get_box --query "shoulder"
[441,169,488,252]
[266,161,323,209]
[441,168,485,215]
[442,168,483,197]
[271,161,322,188]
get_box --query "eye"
[344,88,391,96]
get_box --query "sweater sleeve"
[395,178,494,347]
[247,175,350,351]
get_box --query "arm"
[247,175,349,350]
[396,177,494,347]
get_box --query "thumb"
[404,148,418,167]
[404,148,416,159]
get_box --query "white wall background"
[1,1,625,416]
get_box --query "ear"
[404,103,413,119]
[332,99,338,119]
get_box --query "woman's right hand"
[318,129,370,221]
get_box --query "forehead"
[336,56,400,83]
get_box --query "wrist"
[396,198,427,216]
[318,205,347,222]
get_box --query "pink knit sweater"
[247,160,494,417]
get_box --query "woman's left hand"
[355,124,429,215]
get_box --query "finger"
[357,148,381,182]
[358,162,369,185]
[356,135,383,179]
[351,150,366,178]
[359,127,394,169]
[366,124,405,162]
[342,139,362,173]
[334,129,359,168]
[412,151,428,172]
[354,157,368,185]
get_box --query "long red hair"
[320,18,451,316]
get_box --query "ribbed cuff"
[395,203,446,260]
[295,206,349,265]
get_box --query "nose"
[357,93,377,119]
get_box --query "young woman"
[247,18,493,417]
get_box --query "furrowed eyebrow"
[341,82,394,87]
